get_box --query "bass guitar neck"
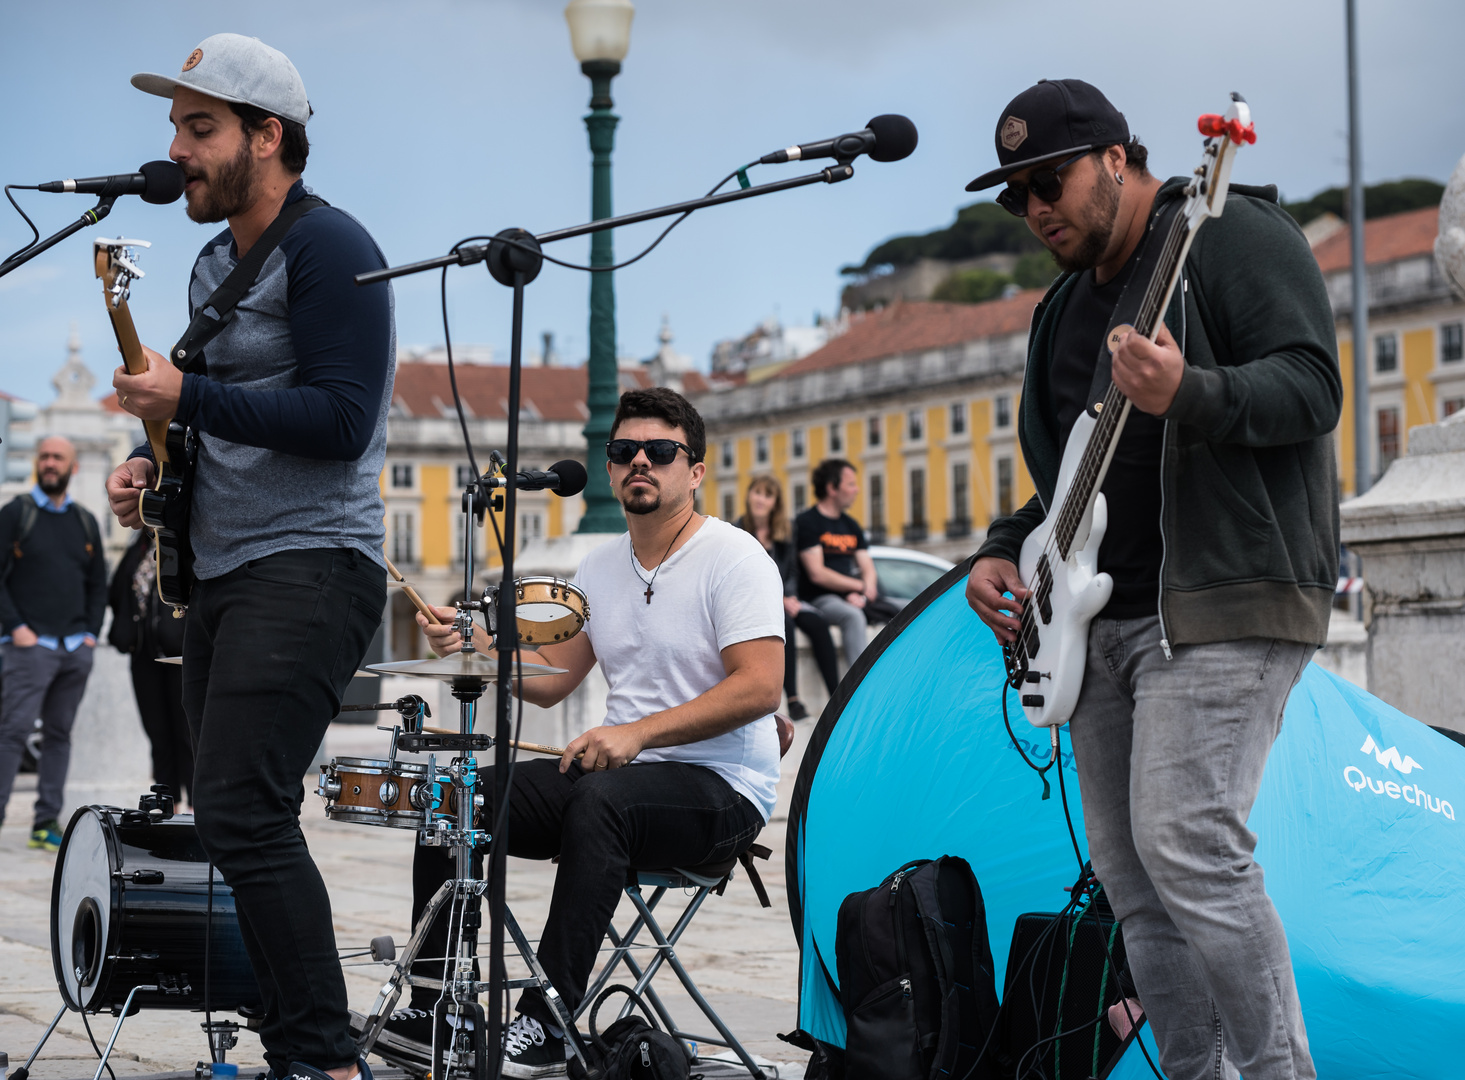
[94,245,171,468]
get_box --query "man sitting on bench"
[395,388,784,1079]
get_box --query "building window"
[391,511,415,564]
[456,464,477,489]
[906,409,924,442]
[1442,322,1464,364]
[950,401,967,436]
[390,462,414,489]
[520,511,544,542]
[792,427,806,459]
[1376,407,1401,474]
[755,433,769,465]
[905,468,927,542]
[868,474,885,542]
[996,457,1014,518]
[868,415,882,448]
[1374,333,1398,374]
[793,483,807,513]
[722,491,736,521]
[1444,397,1465,418]
[829,421,843,453]
[994,394,1012,429]
[948,462,971,538]
[720,439,734,469]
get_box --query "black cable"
[1001,684,1056,799]
[1053,733,1086,878]
[80,1010,118,1080]
[3,185,41,264]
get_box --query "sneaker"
[348,1008,431,1075]
[381,1006,434,1046]
[502,1014,567,1079]
[786,698,810,721]
[29,820,62,851]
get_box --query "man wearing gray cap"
[965,79,1339,1079]
[105,34,393,1080]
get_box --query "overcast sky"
[2,0,1461,407]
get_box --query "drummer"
[392,387,784,1079]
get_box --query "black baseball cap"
[966,78,1130,192]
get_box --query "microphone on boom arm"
[759,114,918,166]
[483,459,588,498]
[37,160,186,204]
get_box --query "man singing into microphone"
[105,34,393,1080]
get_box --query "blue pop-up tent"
[786,561,1465,1079]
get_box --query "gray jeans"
[1069,616,1314,1080]
[807,593,868,670]
[0,641,94,828]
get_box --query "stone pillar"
[1340,413,1465,733]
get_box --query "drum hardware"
[192,1020,241,1079]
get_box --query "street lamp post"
[566,0,634,533]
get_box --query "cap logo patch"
[1001,116,1028,152]
[182,48,203,72]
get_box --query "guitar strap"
[1084,193,1186,419]
[169,194,328,375]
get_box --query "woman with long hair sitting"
[737,474,839,719]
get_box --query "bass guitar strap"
[169,194,328,375]
[1083,193,1186,419]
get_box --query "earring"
[1115,172,1125,185]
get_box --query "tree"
[932,268,1012,304]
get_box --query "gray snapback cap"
[132,33,311,127]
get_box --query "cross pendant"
[644,585,654,604]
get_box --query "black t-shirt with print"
[794,508,867,601]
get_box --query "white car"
[869,545,956,605]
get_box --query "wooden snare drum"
[317,757,429,829]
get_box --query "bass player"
[105,34,394,1080]
[964,79,1339,1080]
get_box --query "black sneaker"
[381,1006,434,1046]
[501,1014,567,1079]
[787,698,810,721]
[349,1008,431,1076]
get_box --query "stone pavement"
[0,643,821,1080]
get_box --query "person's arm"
[415,603,596,707]
[0,504,23,634]
[799,545,865,594]
[854,548,879,601]
[565,636,783,772]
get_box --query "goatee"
[1052,167,1121,273]
[185,137,259,224]
[38,472,70,496]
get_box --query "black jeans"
[786,607,839,700]
[131,651,194,803]
[411,758,764,1027]
[183,548,384,1076]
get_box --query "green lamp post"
[566,0,634,533]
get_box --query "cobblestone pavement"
[0,677,819,1080]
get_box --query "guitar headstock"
[1181,93,1256,228]
[93,237,152,311]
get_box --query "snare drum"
[318,757,430,829]
[510,576,590,646]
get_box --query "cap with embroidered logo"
[966,78,1129,192]
[132,33,311,127]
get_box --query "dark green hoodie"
[975,178,1342,648]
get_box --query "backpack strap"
[11,496,37,559]
[72,503,100,558]
[170,194,328,373]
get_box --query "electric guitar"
[1003,93,1257,728]
[95,238,196,611]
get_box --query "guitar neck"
[105,294,172,468]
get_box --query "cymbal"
[155,656,380,677]
[366,653,566,682]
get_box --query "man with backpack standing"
[0,436,107,851]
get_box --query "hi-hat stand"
[354,159,861,1080]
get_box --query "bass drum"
[51,805,262,1013]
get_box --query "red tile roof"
[100,392,127,414]
[1312,206,1439,275]
[776,292,1045,378]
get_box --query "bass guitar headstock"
[93,237,152,311]
[1181,93,1256,229]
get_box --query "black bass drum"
[51,805,262,1013]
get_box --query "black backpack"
[836,856,1004,1080]
[567,985,691,1080]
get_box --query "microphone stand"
[0,196,116,278]
[358,161,855,1079]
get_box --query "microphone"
[486,459,588,497]
[759,114,918,166]
[37,160,186,205]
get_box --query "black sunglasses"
[995,150,1091,218]
[606,438,699,466]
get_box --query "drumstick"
[420,726,575,759]
[384,555,441,625]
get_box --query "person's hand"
[1111,322,1185,416]
[563,722,646,774]
[782,596,802,619]
[966,556,1028,645]
[10,625,38,647]
[415,604,482,657]
[864,580,879,602]
[107,458,155,529]
[114,346,184,421]
[82,635,96,648]
[845,591,867,609]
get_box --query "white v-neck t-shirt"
[577,516,785,821]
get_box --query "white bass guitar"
[1004,93,1257,728]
